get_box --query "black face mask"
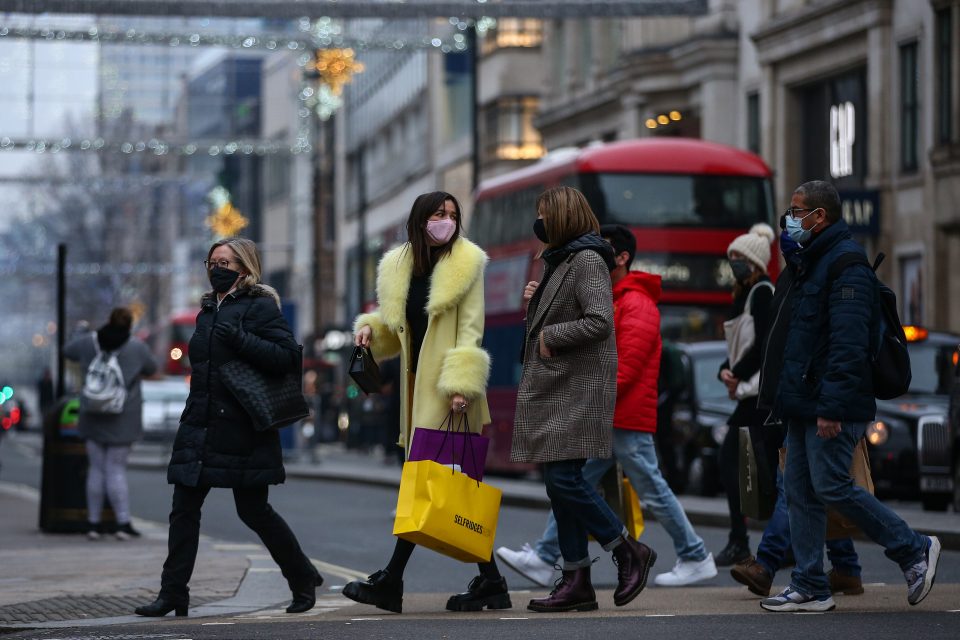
[208,266,241,293]
[729,259,754,284]
[533,218,549,243]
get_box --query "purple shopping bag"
[408,413,489,481]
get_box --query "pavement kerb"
[126,452,960,552]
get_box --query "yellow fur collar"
[375,237,487,329]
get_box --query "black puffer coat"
[167,285,299,488]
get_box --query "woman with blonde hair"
[135,237,320,618]
[511,186,657,612]
[343,191,511,614]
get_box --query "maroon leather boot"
[527,566,598,613]
[611,536,657,606]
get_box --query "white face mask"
[426,218,456,244]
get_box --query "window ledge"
[930,143,960,177]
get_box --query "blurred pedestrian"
[344,191,509,614]
[732,229,863,598]
[761,181,939,612]
[510,188,656,613]
[715,223,775,567]
[498,224,713,591]
[64,306,158,540]
[135,238,319,618]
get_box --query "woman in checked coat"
[512,186,657,613]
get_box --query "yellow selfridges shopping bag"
[392,459,502,563]
[621,477,645,540]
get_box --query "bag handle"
[432,411,481,487]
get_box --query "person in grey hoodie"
[64,306,158,540]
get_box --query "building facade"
[750,0,959,332]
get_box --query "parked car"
[871,328,959,510]
[665,341,736,496]
[141,377,190,442]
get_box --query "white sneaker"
[653,553,718,586]
[495,543,556,588]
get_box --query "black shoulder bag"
[220,304,310,431]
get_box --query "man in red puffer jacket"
[497,225,717,588]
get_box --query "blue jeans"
[785,419,927,597]
[536,431,707,566]
[756,467,860,578]
[542,459,626,570]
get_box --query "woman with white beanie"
[714,223,776,567]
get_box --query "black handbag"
[219,307,310,431]
[221,348,310,431]
[349,346,381,394]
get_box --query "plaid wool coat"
[511,249,617,463]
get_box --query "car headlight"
[866,420,889,446]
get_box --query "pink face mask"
[426,218,456,244]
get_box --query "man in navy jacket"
[760,181,940,613]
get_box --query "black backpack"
[827,252,912,400]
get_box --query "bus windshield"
[581,173,773,228]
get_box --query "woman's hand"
[450,393,469,414]
[522,280,540,311]
[355,325,372,348]
[720,368,738,399]
[539,331,552,358]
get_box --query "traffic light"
[0,385,13,405]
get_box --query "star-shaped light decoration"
[313,48,365,96]
[206,186,248,237]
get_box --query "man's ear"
[618,251,630,267]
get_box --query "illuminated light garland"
[0,136,303,155]
[0,24,470,51]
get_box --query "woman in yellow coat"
[343,191,511,614]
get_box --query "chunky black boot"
[445,575,512,612]
[134,597,188,617]
[341,569,403,613]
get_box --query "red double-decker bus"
[471,138,778,475]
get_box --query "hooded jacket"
[167,285,299,488]
[612,271,662,433]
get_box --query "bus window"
[483,324,525,388]
[581,173,771,229]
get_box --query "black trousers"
[159,484,314,603]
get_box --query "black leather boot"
[134,597,188,617]
[527,567,597,613]
[286,566,324,613]
[341,569,403,613]
[445,575,512,612]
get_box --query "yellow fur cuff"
[354,312,402,361]
[437,346,490,400]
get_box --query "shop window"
[937,8,953,144]
[900,41,920,172]
[483,97,544,162]
[481,19,543,54]
[746,92,760,154]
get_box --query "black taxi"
[870,327,959,511]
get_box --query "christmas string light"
[0,23,470,51]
